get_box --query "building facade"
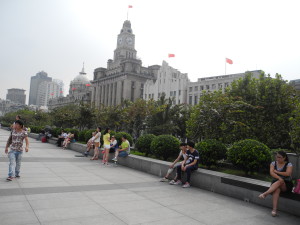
[290,79,300,91]
[187,70,261,105]
[91,20,160,108]
[6,88,26,104]
[48,67,92,110]
[143,61,189,104]
[29,71,52,105]
[36,80,63,107]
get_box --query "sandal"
[258,194,266,199]
[271,210,277,217]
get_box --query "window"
[170,91,173,96]
[194,86,198,91]
[189,95,192,104]
[174,91,176,96]
[179,90,181,96]
[189,87,193,92]
[200,86,204,91]
[218,83,223,89]
[194,95,198,105]
[206,85,210,90]
[212,84,216,90]
[225,82,229,88]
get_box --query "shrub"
[195,139,227,168]
[51,128,62,137]
[150,135,180,161]
[78,130,86,142]
[135,134,156,156]
[115,132,133,146]
[227,139,272,175]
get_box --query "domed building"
[48,65,92,110]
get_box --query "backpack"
[293,179,300,194]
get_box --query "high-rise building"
[36,80,64,107]
[29,71,52,105]
[6,88,26,104]
[91,20,160,108]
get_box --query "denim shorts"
[119,151,128,157]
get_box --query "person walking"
[91,127,101,160]
[5,120,29,181]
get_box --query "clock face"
[126,37,133,45]
[118,38,122,44]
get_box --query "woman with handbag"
[259,151,293,217]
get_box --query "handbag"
[293,179,300,194]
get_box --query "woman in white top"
[160,143,187,182]
[91,127,101,160]
[259,151,293,217]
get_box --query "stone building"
[91,20,160,108]
[29,71,52,105]
[290,79,300,91]
[187,70,262,105]
[6,88,26,105]
[48,67,92,110]
[143,61,189,104]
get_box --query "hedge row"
[135,135,272,175]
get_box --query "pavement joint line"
[0,181,163,197]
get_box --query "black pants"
[176,164,197,183]
[57,138,64,147]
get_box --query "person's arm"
[274,166,293,177]
[25,137,29,152]
[171,152,182,168]
[94,132,100,140]
[185,159,197,168]
[270,164,283,180]
[5,135,12,154]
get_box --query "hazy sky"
[1,0,300,103]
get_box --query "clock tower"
[114,20,137,62]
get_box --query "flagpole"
[127,9,129,20]
[225,58,226,75]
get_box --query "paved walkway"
[0,129,299,225]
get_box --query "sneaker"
[160,177,169,182]
[169,180,176,185]
[112,157,117,161]
[15,175,20,178]
[182,182,190,188]
[84,152,89,157]
[6,176,13,181]
[174,180,182,185]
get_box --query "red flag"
[168,54,175,58]
[85,84,91,87]
[72,88,76,91]
[128,5,133,8]
[226,58,233,64]
[60,91,63,93]
[50,93,54,96]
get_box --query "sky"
[1,0,300,104]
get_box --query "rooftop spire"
[80,62,86,75]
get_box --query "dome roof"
[71,66,91,84]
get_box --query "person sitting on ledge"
[112,135,130,163]
[259,151,293,217]
[170,141,199,188]
[160,142,187,182]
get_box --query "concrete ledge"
[28,133,300,217]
